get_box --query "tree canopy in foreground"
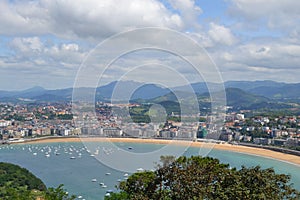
[106,156,300,200]
[0,162,75,200]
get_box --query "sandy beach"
[23,137,300,166]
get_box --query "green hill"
[0,162,75,200]
[0,162,46,191]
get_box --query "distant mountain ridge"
[0,81,300,107]
[0,81,171,102]
[139,87,275,111]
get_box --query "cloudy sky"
[0,0,299,90]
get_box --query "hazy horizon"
[1,79,299,92]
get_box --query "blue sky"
[0,0,299,90]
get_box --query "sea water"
[0,142,299,200]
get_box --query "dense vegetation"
[0,162,75,200]
[129,101,181,123]
[0,162,46,191]
[106,156,300,200]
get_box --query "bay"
[0,142,299,200]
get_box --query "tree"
[0,162,46,191]
[106,156,300,200]
[44,184,76,200]
[0,162,75,200]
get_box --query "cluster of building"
[213,113,300,147]
[1,102,300,149]
[0,103,78,141]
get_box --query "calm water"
[0,142,299,200]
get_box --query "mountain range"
[0,80,299,110]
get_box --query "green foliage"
[0,162,75,200]
[129,101,182,123]
[129,105,151,123]
[44,184,76,200]
[118,171,158,199]
[199,117,206,122]
[235,166,296,200]
[0,183,33,200]
[0,162,46,191]
[106,156,300,200]
[56,114,73,120]
[105,191,129,200]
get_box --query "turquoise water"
[0,142,299,200]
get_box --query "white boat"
[91,179,97,182]
[99,182,105,186]
[105,172,111,175]
[33,152,37,156]
[45,154,50,158]
[136,168,144,172]
[123,173,129,177]
[70,156,76,159]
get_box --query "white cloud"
[208,23,237,46]
[0,0,183,40]
[62,44,79,52]
[229,0,300,32]
[168,0,202,29]
[186,32,214,48]
[10,37,43,53]
[7,37,86,73]
[1,0,300,89]
[210,39,300,83]
[0,1,50,35]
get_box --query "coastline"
[7,136,300,166]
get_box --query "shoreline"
[5,136,300,166]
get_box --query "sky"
[0,0,299,90]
